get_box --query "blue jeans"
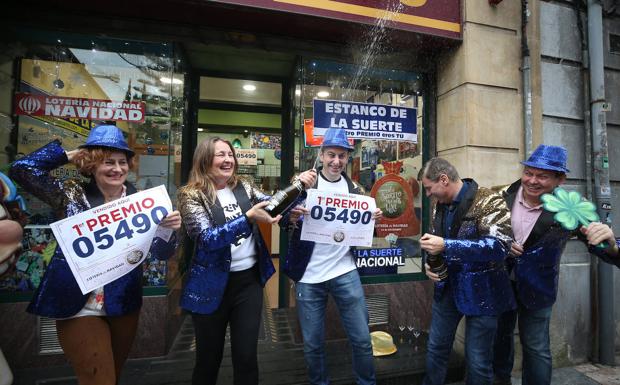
[493,302,553,385]
[423,291,498,385]
[295,269,375,385]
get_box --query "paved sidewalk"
[14,356,620,385]
[447,360,620,385]
[10,311,619,385]
[12,312,453,385]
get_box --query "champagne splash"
[342,1,405,100]
[308,1,406,172]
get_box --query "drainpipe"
[575,2,593,201]
[575,0,598,360]
[522,0,533,157]
[587,0,615,366]
[573,2,600,362]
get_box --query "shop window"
[295,58,426,283]
[0,34,186,295]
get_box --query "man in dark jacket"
[420,157,514,385]
[493,144,619,385]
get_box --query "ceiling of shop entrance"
[200,77,282,106]
[191,45,374,107]
[186,43,296,78]
[198,76,371,107]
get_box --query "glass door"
[197,75,285,307]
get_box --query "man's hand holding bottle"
[297,169,318,190]
[421,233,448,282]
[287,169,318,225]
[424,264,441,282]
[420,233,445,255]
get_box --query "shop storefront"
[0,0,461,369]
[0,32,189,366]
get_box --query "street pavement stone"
[447,360,620,385]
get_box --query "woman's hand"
[159,210,182,230]
[246,201,281,224]
[297,169,317,188]
[65,149,82,162]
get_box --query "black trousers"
[191,264,263,385]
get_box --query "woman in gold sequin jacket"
[177,136,316,385]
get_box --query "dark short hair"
[421,157,460,182]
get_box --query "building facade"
[0,0,617,376]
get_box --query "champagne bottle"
[426,253,448,280]
[264,179,305,217]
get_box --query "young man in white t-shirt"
[283,128,382,385]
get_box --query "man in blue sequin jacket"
[493,144,620,385]
[419,157,514,385]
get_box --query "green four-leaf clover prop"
[541,187,606,248]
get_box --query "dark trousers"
[191,264,263,385]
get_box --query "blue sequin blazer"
[177,180,275,314]
[500,180,620,310]
[429,179,515,316]
[281,170,363,282]
[9,140,178,318]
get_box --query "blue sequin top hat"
[321,128,354,151]
[80,124,134,157]
[521,144,569,173]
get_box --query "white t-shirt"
[300,173,357,284]
[216,187,257,272]
[65,185,129,319]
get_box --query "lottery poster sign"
[235,149,258,165]
[50,185,173,294]
[301,190,376,247]
[313,99,417,142]
[14,93,146,123]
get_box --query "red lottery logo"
[18,95,42,114]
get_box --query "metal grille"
[366,294,389,326]
[38,317,63,355]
